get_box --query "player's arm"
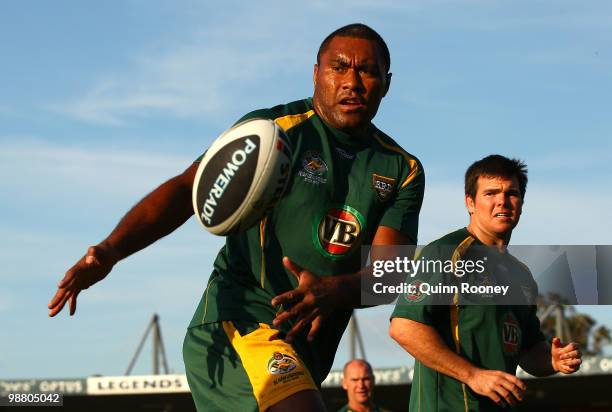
[48,162,198,317]
[389,317,526,406]
[519,337,581,376]
[271,226,411,341]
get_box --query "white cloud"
[0,138,190,197]
[49,16,311,126]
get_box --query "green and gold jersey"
[391,228,545,412]
[189,98,424,383]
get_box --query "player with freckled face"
[465,176,523,247]
[390,155,582,412]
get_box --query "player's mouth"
[494,212,512,218]
[338,96,366,111]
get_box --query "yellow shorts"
[183,321,317,411]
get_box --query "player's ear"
[465,194,475,215]
[382,72,392,97]
[313,63,319,88]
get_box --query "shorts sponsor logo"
[502,312,521,356]
[372,174,396,201]
[267,352,298,375]
[313,206,365,258]
[298,150,327,185]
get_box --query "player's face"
[342,362,374,406]
[466,176,523,244]
[313,36,390,135]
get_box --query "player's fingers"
[559,342,579,353]
[272,301,307,327]
[498,376,524,402]
[284,320,306,342]
[271,289,303,307]
[494,386,516,406]
[552,337,562,347]
[560,349,581,360]
[561,358,582,369]
[307,316,322,342]
[69,291,79,316]
[505,373,526,391]
[48,287,68,309]
[57,267,77,288]
[486,390,502,405]
[48,290,73,317]
[285,310,319,342]
[282,257,303,280]
[272,311,291,327]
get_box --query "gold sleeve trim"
[372,133,420,189]
[274,110,315,131]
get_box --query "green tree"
[537,294,611,356]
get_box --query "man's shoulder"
[371,127,422,167]
[369,127,424,195]
[236,98,315,128]
[420,228,475,259]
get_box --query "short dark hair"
[317,23,391,73]
[465,155,528,200]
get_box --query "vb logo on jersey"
[372,174,396,202]
[501,312,521,356]
[313,205,365,259]
[267,352,298,375]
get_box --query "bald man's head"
[342,359,375,409]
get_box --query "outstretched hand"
[48,244,120,317]
[271,257,340,343]
[467,368,526,407]
[551,337,582,374]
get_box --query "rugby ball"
[192,118,292,235]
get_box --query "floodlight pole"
[125,313,170,376]
[348,314,367,360]
[538,304,572,343]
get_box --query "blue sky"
[1,1,611,379]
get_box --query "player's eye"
[359,67,378,76]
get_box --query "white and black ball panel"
[192,118,292,235]
[194,135,260,227]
